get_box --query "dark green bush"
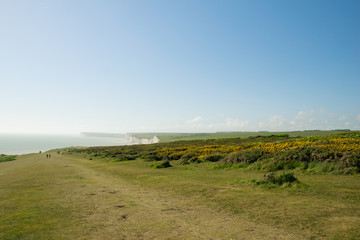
[179,152,199,164]
[168,152,184,160]
[263,172,299,185]
[150,160,172,169]
[145,152,164,161]
[203,154,224,162]
[0,154,16,162]
[223,149,264,164]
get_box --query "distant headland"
[81,132,159,144]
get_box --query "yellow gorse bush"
[250,138,360,154]
[150,137,360,160]
[154,145,243,159]
[75,132,360,173]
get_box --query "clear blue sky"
[1,0,359,134]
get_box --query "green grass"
[132,129,352,142]
[72,131,360,174]
[1,149,360,239]
[0,154,85,240]
[0,154,16,162]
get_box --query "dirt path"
[0,153,306,239]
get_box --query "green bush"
[179,152,199,164]
[145,152,164,161]
[203,154,224,162]
[168,152,184,160]
[263,172,299,185]
[222,149,264,164]
[179,159,190,165]
[0,154,16,163]
[150,160,172,169]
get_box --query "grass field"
[132,130,352,142]
[1,151,359,239]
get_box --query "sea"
[0,134,128,155]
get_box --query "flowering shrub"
[70,132,360,174]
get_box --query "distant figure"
[49,154,51,158]
[46,154,48,158]
[39,151,42,154]
[57,151,60,154]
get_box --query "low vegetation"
[70,131,360,175]
[149,160,172,169]
[131,129,352,142]
[248,171,300,187]
[1,134,360,239]
[0,154,16,163]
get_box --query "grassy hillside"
[1,130,359,239]
[72,131,360,175]
[132,129,352,142]
[1,152,359,239]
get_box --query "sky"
[0,0,359,134]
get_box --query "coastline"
[0,134,127,155]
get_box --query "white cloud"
[295,110,314,123]
[339,116,347,121]
[186,116,203,124]
[296,111,311,120]
[269,115,287,128]
[295,111,306,120]
[163,111,360,132]
[225,118,249,128]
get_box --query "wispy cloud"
[225,118,249,128]
[257,110,359,131]
[295,110,314,123]
[269,115,287,128]
[186,116,203,124]
[144,110,360,133]
[339,116,347,121]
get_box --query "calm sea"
[0,134,127,155]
